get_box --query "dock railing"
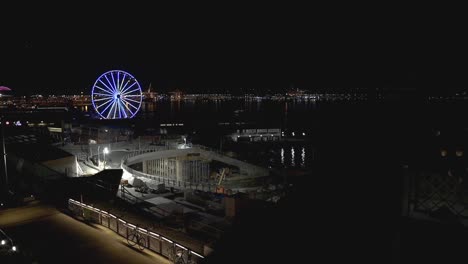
[68,198,205,263]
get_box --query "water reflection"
[144,102,156,112]
[301,147,305,167]
[291,147,295,167]
[281,148,285,165]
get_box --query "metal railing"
[68,198,205,263]
[124,145,171,159]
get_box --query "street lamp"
[0,229,14,252]
[97,145,100,166]
[103,147,109,169]
[1,116,9,196]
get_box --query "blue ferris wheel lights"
[91,70,143,119]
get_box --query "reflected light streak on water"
[301,147,305,167]
[291,147,295,167]
[280,148,285,165]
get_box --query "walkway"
[0,203,170,264]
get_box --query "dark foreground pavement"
[0,202,169,264]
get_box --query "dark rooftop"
[7,143,73,162]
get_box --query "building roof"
[7,143,73,162]
[4,134,39,144]
[0,86,11,91]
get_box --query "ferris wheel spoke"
[106,102,116,118]
[93,92,113,97]
[104,75,117,94]
[122,99,139,111]
[123,94,141,97]
[94,85,113,95]
[122,97,140,104]
[117,99,123,119]
[113,99,119,119]
[105,74,116,93]
[93,97,113,102]
[95,97,113,109]
[121,100,134,116]
[109,101,117,119]
[106,100,116,119]
[111,72,119,94]
[105,103,113,119]
[118,100,128,118]
[121,82,137,95]
[122,87,141,96]
[120,100,127,118]
[114,72,119,93]
[128,102,139,111]
[118,74,126,92]
[99,99,115,117]
[126,103,140,112]
[98,79,115,94]
[120,79,131,93]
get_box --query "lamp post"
[1,117,8,195]
[98,146,101,167]
[103,147,109,169]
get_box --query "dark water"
[79,98,468,171]
[138,99,320,130]
[82,99,324,169]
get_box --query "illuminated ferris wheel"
[91,70,142,119]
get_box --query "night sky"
[0,9,466,95]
